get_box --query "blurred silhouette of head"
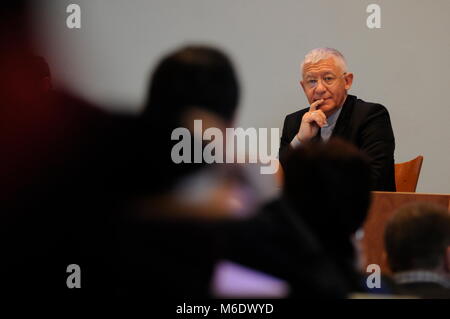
[140,45,240,193]
[282,139,371,258]
[385,202,450,273]
[144,45,239,125]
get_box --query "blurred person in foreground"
[114,45,245,297]
[261,138,396,296]
[0,1,141,297]
[385,202,450,299]
[215,139,379,297]
[0,52,136,297]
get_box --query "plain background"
[32,0,450,194]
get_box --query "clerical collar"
[321,102,343,142]
[325,104,342,127]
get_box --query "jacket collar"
[331,94,357,139]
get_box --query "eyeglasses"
[303,73,346,89]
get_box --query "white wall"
[33,0,450,193]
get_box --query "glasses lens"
[323,75,336,85]
[305,74,342,88]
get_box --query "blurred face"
[301,57,353,117]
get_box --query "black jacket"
[279,95,396,191]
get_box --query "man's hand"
[296,99,328,143]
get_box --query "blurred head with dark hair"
[144,45,239,124]
[139,45,240,194]
[385,202,450,273]
[282,139,371,265]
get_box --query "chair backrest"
[394,155,423,192]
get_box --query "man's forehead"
[302,57,340,76]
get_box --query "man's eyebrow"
[304,71,335,77]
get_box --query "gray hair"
[301,48,348,75]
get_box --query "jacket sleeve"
[279,114,294,166]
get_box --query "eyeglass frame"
[302,72,348,89]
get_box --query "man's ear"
[300,80,306,92]
[344,72,353,90]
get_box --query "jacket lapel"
[331,94,356,140]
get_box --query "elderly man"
[279,48,395,191]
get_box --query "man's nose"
[314,79,327,94]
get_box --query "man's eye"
[307,79,317,85]
[324,77,335,82]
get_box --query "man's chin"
[317,101,332,110]
[320,103,339,116]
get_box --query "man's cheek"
[324,100,336,111]
[322,99,332,107]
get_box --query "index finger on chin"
[309,99,324,112]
